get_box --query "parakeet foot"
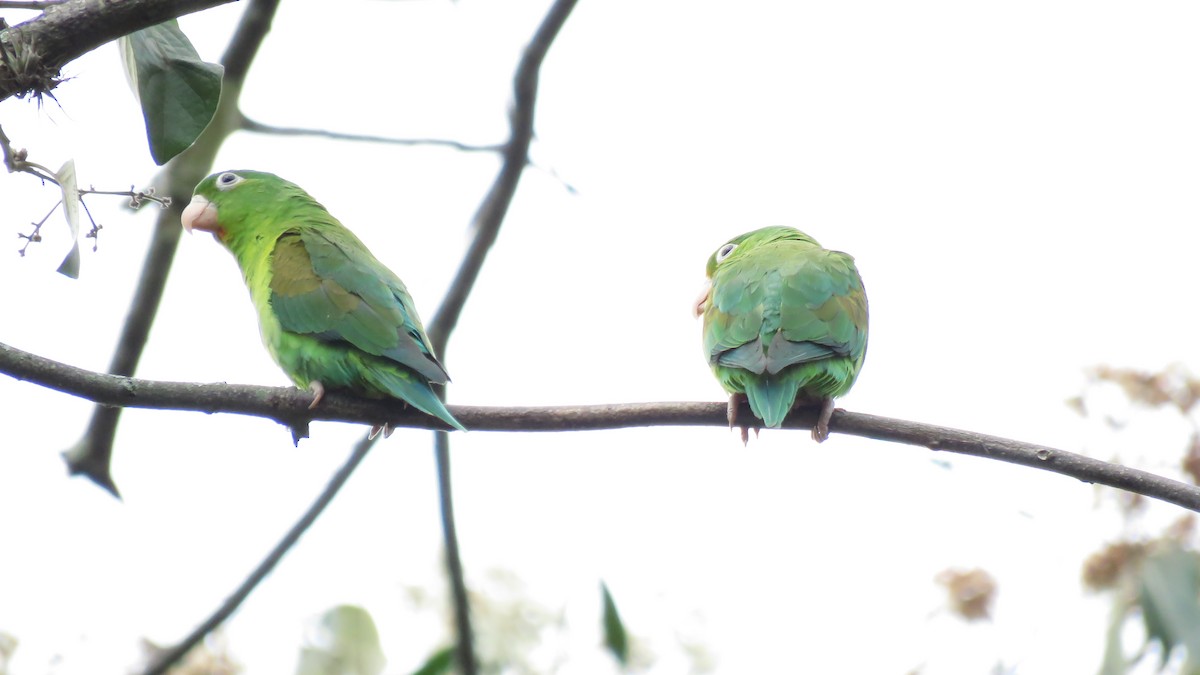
[368,423,397,440]
[727,394,754,445]
[812,398,836,443]
[736,425,764,445]
[727,393,746,428]
[307,381,326,410]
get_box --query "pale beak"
[693,279,711,318]
[180,195,218,234]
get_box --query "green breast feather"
[699,226,867,441]
[182,170,464,434]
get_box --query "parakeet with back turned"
[694,226,867,442]
[181,170,464,437]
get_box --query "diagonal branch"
[427,0,578,355]
[140,433,377,675]
[63,0,282,497]
[7,341,1200,514]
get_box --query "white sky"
[3,0,1200,673]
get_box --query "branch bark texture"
[7,340,1200,514]
[0,0,237,101]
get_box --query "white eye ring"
[715,243,737,262]
[216,172,243,190]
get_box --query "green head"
[181,170,313,245]
[694,226,822,317]
[702,226,821,279]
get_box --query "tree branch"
[423,2,578,671]
[238,118,579,194]
[239,115,504,153]
[63,0,281,497]
[427,0,578,354]
[0,2,68,10]
[140,433,377,675]
[7,340,1200,513]
[0,0,237,102]
[432,429,473,672]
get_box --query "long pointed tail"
[367,367,467,432]
[744,376,800,428]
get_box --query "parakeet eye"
[715,243,738,262]
[216,172,244,190]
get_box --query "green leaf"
[118,20,223,165]
[55,159,80,279]
[295,605,386,675]
[1098,594,1134,675]
[1138,546,1200,669]
[601,581,629,666]
[409,645,455,675]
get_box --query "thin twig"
[3,126,172,256]
[5,340,1200,513]
[432,431,474,673]
[16,198,58,255]
[79,186,171,208]
[424,2,579,671]
[12,158,56,183]
[141,433,379,675]
[76,196,99,249]
[427,0,579,354]
[242,115,578,193]
[239,115,504,154]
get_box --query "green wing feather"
[702,227,868,428]
[269,230,450,384]
[267,229,463,431]
[190,170,463,432]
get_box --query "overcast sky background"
[2,1,1200,673]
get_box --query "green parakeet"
[695,226,867,442]
[181,170,464,436]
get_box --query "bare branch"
[3,125,172,256]
[241,114,577,194]
[141,433,378,675]
[7,340,1200,514]
[0,1,67,9]
[217,0,282,85]
[432,430,473,672]
[78,186,170,208]
[239,115,504,153]
[427,0,579,356]
[422,2,579,671]
[0,0,237,102]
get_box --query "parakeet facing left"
[695,226,868,442]
[181,170,464,437]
